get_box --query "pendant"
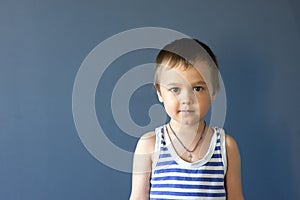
[188,153,192,162]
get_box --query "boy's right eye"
[169,87,180,93]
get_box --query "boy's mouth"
[179,110,194,113]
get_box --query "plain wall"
[0,0,299,199]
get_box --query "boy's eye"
[169,87,180,93]
[193,86,204,92]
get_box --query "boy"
[130,38,244,200]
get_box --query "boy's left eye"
[193,86,204,92]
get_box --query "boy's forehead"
[158,65,211,84]
[160,61,211,76]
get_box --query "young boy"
[130,38,244,200]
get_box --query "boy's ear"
[211,92,216,101]
[211,89,219,101]
[156,90,163,103]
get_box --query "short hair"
[154,38,220,94]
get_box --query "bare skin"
[130,131,155,200]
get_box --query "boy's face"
[156,65,212,126]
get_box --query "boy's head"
[154,38,219,98]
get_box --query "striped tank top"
[150,125,227,200]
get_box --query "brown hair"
[154,38,220,94]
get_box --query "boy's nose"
[180,91,194,105]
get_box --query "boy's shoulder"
[214,127,238,147]
[135,131,156,154]
[141,131,156,139]
[224,133,239,152]
[140,124,165,141]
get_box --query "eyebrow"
[162,83,179,87]
[192,81,207,85]
[163,81,207,87]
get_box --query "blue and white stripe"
[150,126,227,200]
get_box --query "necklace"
[168,121,206,162]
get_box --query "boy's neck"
[169,120,206,136]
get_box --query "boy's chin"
[179,118,201,126]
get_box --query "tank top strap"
[214,127,227,175]
[152,125,166,170]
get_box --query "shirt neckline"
[163,125,218,168]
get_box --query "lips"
[179,110,194,113]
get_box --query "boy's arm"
[225,134,244,200]
[130,132,155,200]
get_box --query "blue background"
[1,0,300,199]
